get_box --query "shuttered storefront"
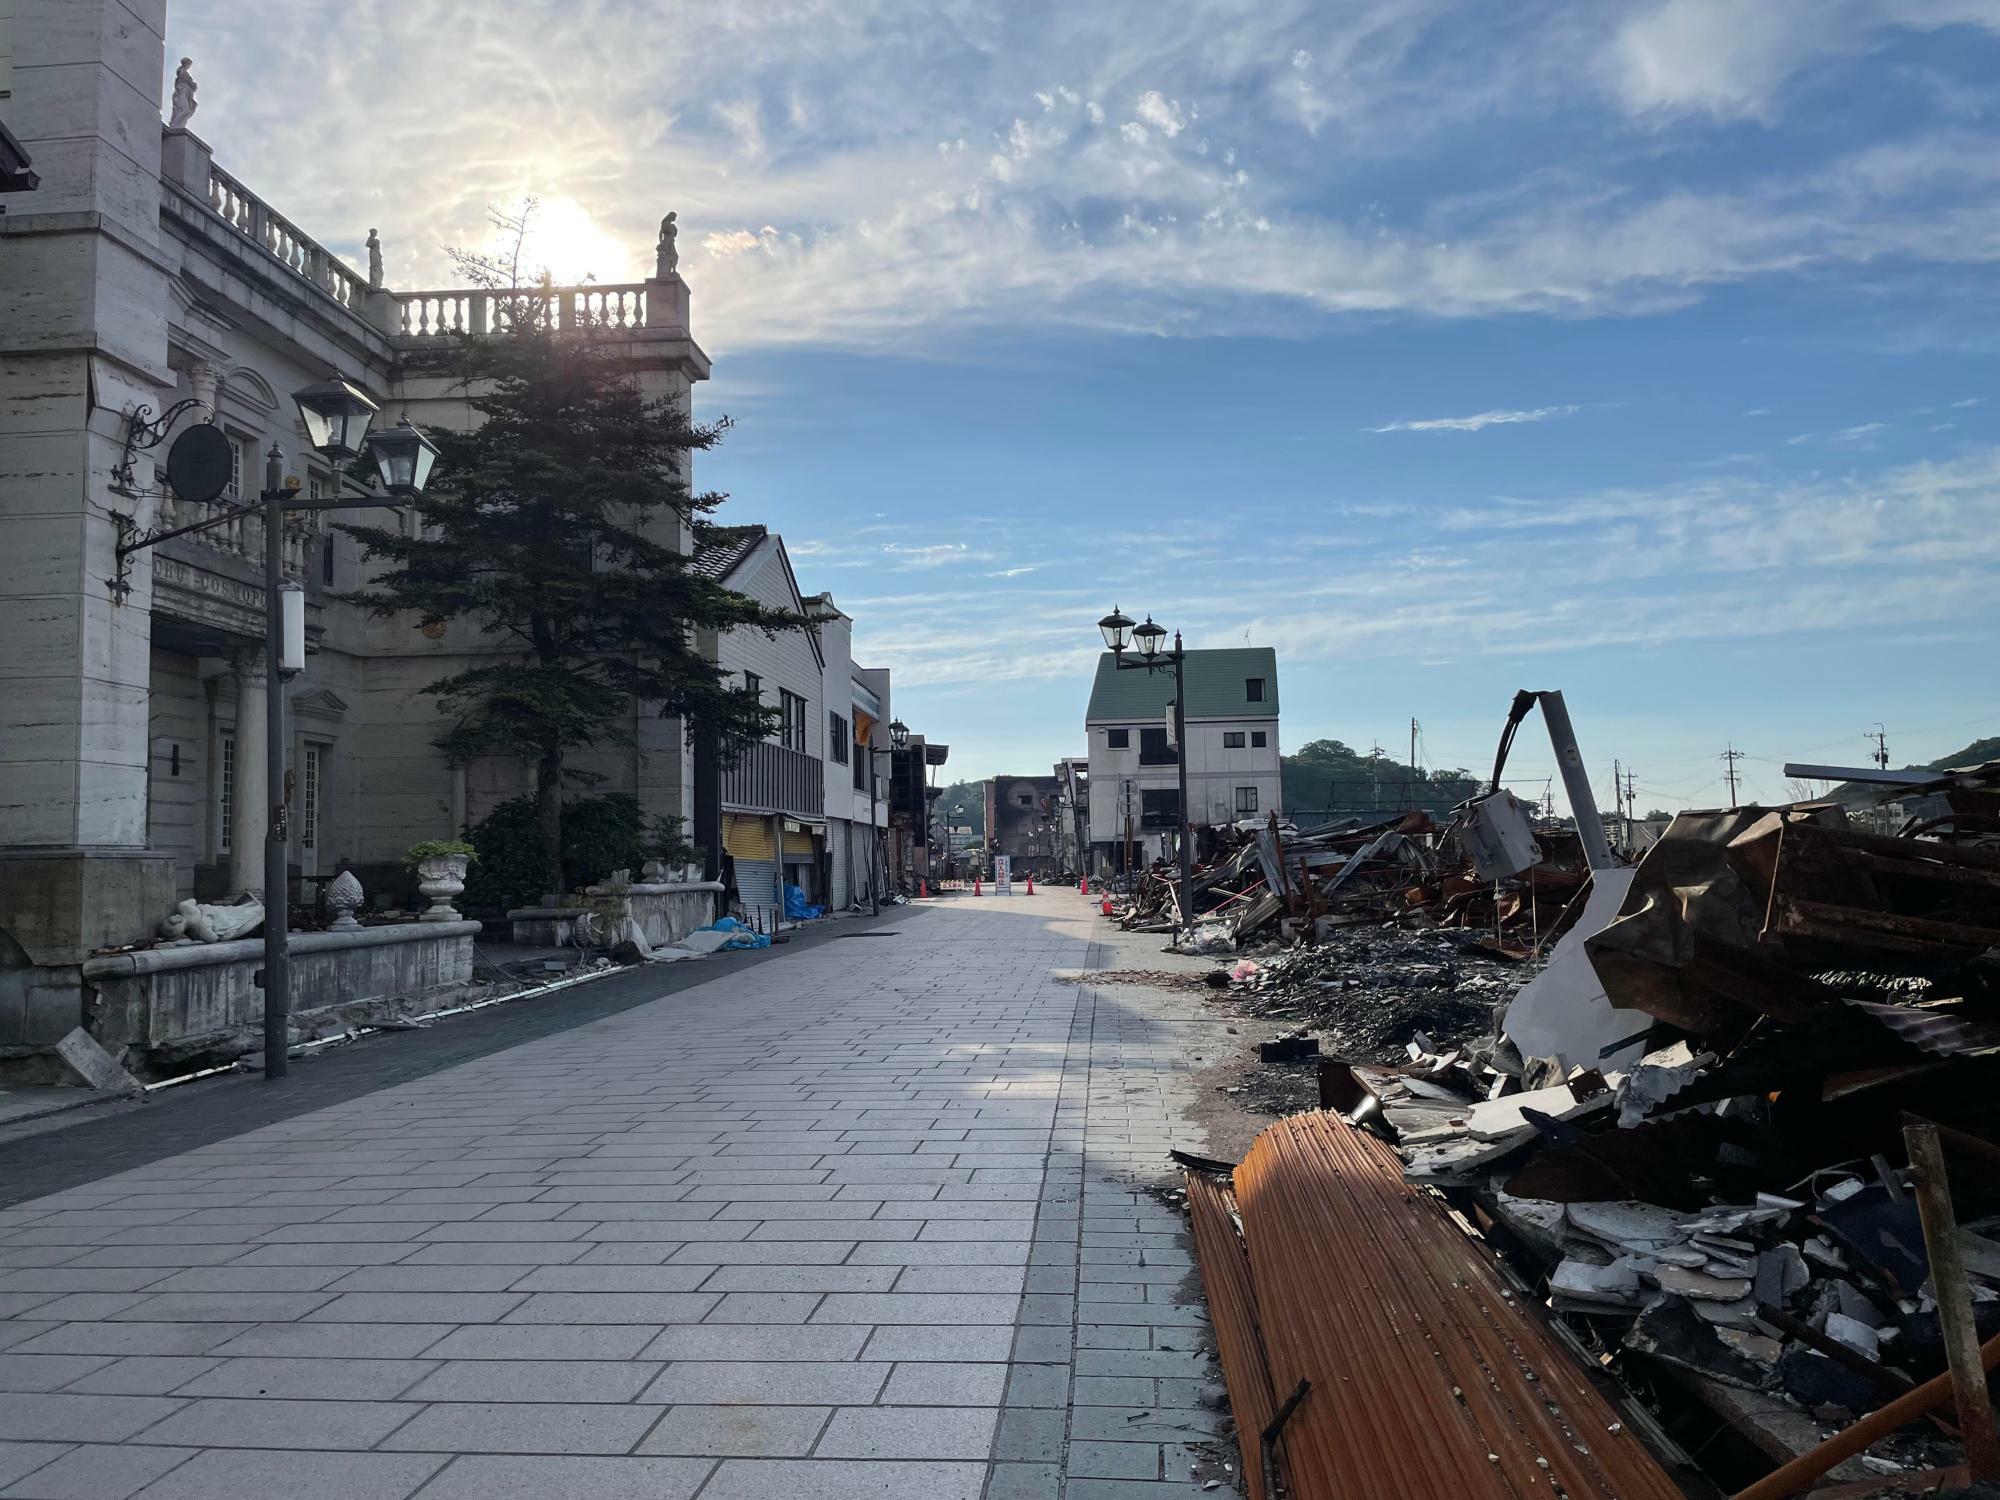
[827,820,851,911]
[724,814,779,910]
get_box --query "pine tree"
[341,284,798,896]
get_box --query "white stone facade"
[0,1,707,998]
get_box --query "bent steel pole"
[1536,690,1615,873]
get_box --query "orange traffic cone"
[919,878,928,899]
[1078,876,1088,896]
[974,877,982,897]
[1100,896,1113,916]
[1025,875,1035,895]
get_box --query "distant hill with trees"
[934,780,986,833]
[1281,739,1481,823]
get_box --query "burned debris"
[1154,698,2000,1497]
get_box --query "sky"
[165,0,2000,813]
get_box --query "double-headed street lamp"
[1097,607,1194,936]
[257,379,438,1076]
[868,717,909,916]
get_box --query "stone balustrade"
[392,283,651,341]
[205,163,370,311]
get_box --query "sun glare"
[525,197,633,284]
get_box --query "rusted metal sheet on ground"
[1227,1111,1687,1500]
[1184,1171,1277,1500]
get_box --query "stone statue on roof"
[657,211,679,278]
[169,58,198,129]
[366,228,383,289]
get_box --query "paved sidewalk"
[0,892,1228,1499]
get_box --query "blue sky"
[168,0,2000,809]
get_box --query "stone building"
[984,774,1066,880]
[0,2,748,1064]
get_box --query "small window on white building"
[1223,731,1245,749]
[1235,786,1258,814]
[300,744,321,851]
[829,713,849,765]
[1246,677,1266,702]
[1252,730,1268,748]
[1105,728,1129,749]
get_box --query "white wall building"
[1084,647,1282,872]
[806,593,892,913]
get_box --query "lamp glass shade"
[1098,607,1134,652]
[368,419,441,496]
[889,719,910,750]
[1133,616,1167,659]
[293,376,379,461]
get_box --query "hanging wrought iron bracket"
[111,398,212,494]
[108,499,263,602]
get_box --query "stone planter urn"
[415,854,469,922]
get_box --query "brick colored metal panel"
[1229,1112,1687,1500]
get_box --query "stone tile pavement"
[0,891,1235,1499]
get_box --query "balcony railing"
[392,285,650,341]
[153,490,324,578]
[197,161,643,341]
[722,741,825,818]
[206,165,369,312]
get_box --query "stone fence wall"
[81,921,481,1071]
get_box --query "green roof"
[1085,647,1279,723]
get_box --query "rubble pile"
[1112,805,1596,961]
[1180,752,2000,1497]
[1216,926,1525,1063]
[1317,782,2000,1491]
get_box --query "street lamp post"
[1097,607,1194,937]
[260,379,439,1078]
[868,718,909,916]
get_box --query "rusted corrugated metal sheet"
[1184,1172,1276,1500]
[1212,1111,1688,1500]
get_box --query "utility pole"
[1369,742,1383,809]
[1721,744,1745,808]
[1868,723,1890,770]
[1408,717,1419,808]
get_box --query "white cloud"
[1134,90,1188,137]
[1292,49,1313,69]
[881,543,995,569]
[1605,0,2000,121]
[162,0,2000,355]
[1367,405,1579,434]
[986,565,1039,577]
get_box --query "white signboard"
[992,855,1013,895]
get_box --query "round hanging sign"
[164,423,233,506]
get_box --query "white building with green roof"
[1082,647,1282,874]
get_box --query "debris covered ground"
[1105,738,2000,1499]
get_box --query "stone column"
[229,655,268,898]
[0,0,178,968]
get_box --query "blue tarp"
[784,884,825,921]
[698,916,771,950]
